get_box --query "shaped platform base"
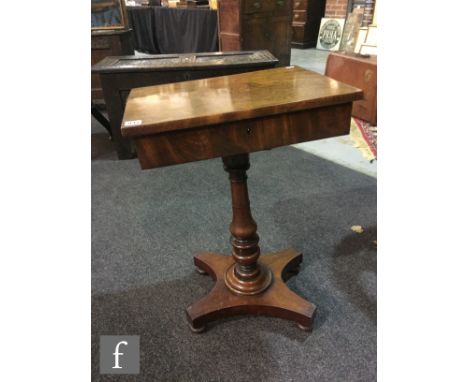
[186,248,317,332]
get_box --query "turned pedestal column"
[185,154,317,332]
[223,154,272,296]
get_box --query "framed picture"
[316,18,345,51]
[359,43,377,56]
[354,27,369,53]
[339,8,363,53]
[91,0,128,30]
[364,25,378,46]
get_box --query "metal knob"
[253,1,260,8]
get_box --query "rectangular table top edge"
[121,93,363,138]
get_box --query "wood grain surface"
[121,66,363,137]
[134,103,352,169]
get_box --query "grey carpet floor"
[91,123,377,381]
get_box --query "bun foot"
[297,322,313,331]
[189,323,206,333]
[195,266,208,275]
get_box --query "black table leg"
[91,103,113,139]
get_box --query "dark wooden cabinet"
[218,0,293,66]
[291,0,326,48]
[92,50,278,159]
[91,29,134,102]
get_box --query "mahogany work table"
[122,66,362,332]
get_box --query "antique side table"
[121,66,362,332]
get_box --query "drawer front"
[244,0,289,14]
[293,0,307,10]
[244,0,268,13]
[135,103,352,169]
[241,16,291,65]
[273,0,289,13]
[292,11,306,23]
[292,24,305,41]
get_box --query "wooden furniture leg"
[91,103,112,138]
[186,154,317,332]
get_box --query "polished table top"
[121,66,362,138]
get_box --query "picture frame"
[354,27,369,53]
[359,43,377,56]
[339,8,364,53]
[364,25,378,46]
[358,25,377,56]
[91,0,128,31]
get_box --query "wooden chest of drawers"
[218,0,293,66]
[291,0,326,48]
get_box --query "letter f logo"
[112,341,128,369]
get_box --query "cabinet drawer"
[244,0,288,14]
[135,103,353,169]
[292,0,307,10]
[292,11,306,23]
[292,24,305,41]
